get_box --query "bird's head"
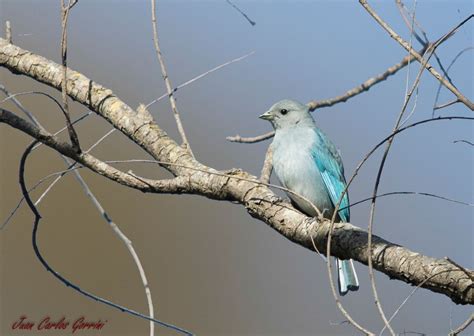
[259,99,313,130]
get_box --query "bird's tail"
[336,258,359,296]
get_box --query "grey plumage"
[260,99,359,295]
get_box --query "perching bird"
[259,99,359,295]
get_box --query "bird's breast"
[272,137,333,217]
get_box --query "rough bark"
[1,38,472,305]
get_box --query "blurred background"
[0,0,472,335]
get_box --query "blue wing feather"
[311,129,350,222]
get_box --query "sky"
[1,0,473,335]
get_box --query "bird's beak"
[259,110,273,121]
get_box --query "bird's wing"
[310,129,350,222]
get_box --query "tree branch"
[60,0,81,153]
[306,45,428,112]
[150,0,193,156]
[227,44,429,144]
[0,108,186,193]
[450,314,473,336]
[359,0,473,111]
[18,140,193,336]
[1,38,472,305]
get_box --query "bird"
[259,99,359,295]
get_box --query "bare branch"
[433,47,474,116]
[0,37,197,178]
[225,0,256,26]
[150,0,193,156]
[146,51,255,109]
[259,145,273,183]
[381,268,455,335]
[360,36,448,334]
[18,141,193,336]
[1,40,473,304]
[2,92,171,334]
[346,190,473,210]
[60,0,81,152]
[0,108,186,193]
[227,45,429,144]
[434,99,461,110]
[453,139,474,146]
[68,0,79,10]
[0,86,47,133]
[307,45,428,112]
[395,0,426,46]
[34,129,114,205]
[0,111,91,230]
[450,314,473,336]
[65,151,156,336]
[359,0,474,110]
[366,15,435,335]
[226,131,275,143]
[5,21,12,43]
[395,0,457,86]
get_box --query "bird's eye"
[280,109,288,115]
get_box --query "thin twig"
[453,139,474,146]
[68,0,79,9]
[359,0,474,111]
[259,145,273,183]
[3,104,473,307]
[18,141,193,336]
[35,129,114,206]
[365,31,434,336]
[347,5,421,333]
[326,113,474,336]
[395,0,426,46]
[395,0,455,86]
[150,0,193,156]
[47,158,474,220]
[449,314,473,336]
[344,190,473,210]
[379,269,454,335]
[227,131,275,143]
[445,257,474,282]
[66,153,156,336]
[432,47,474,116]
[225,0,256,26]
[146,51,255,109]
[399,0,466,87]
[309,238,374,335]
[434,99,461,110]
[1,48,245,225]
[0,86,46,132]
[0,88,156,336]
[0,111,91,230]
[307,45,428,112]
[354,9,474,334]
[399,0,418,127]
[227,45,429,144]
[60,0,81,152]
[5,21,12,43]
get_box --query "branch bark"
[1,38,472,305]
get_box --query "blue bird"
[259,99,359,295]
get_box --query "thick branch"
[0,38,198,178]
[0,108,186,193]
[1,38,472,305]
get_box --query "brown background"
[1,1,472,335]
